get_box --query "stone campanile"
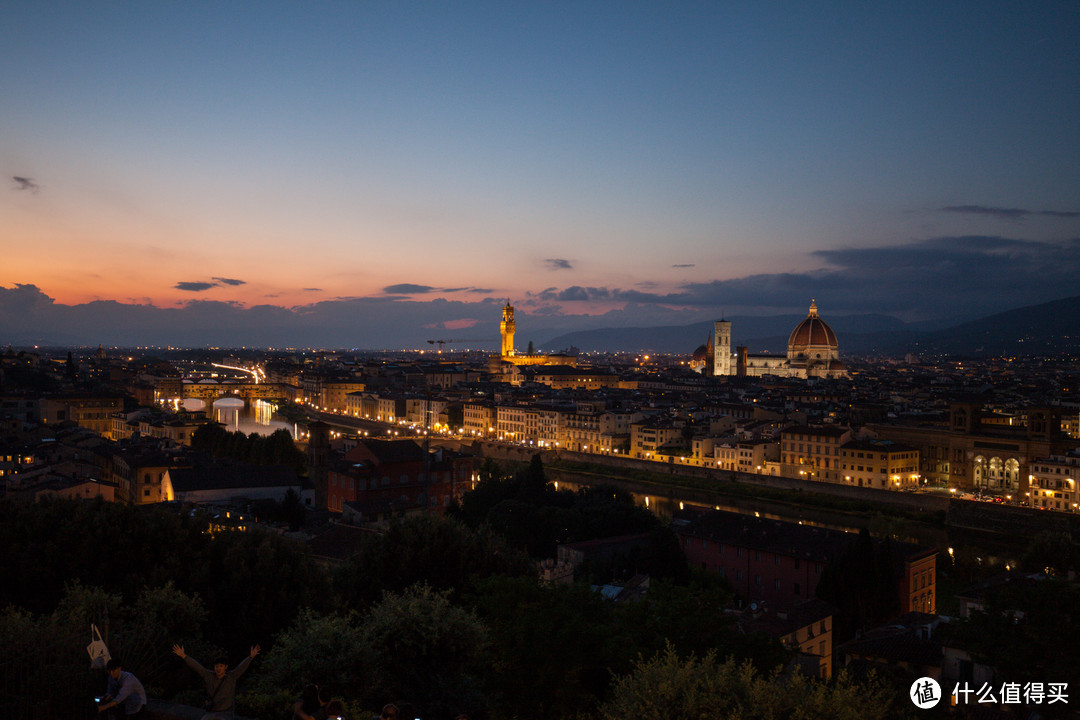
[713,320,732,376]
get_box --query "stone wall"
[473,442,951,514]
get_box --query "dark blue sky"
[2,2,1078,346]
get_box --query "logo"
[911,677,942,709]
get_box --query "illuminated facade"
[489,301,577,373]
[704,300,849,380]
[868,403,1073,492]
[838,440,920,490]
[1029,454,1080,512]
[780,426,920,489]
[780,425,853,483]
[500,300,516,357]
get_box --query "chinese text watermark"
[911,678,1069,709]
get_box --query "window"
[794,582,801,595]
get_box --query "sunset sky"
[2,2,1079,347]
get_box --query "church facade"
[696,300,849,380]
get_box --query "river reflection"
[550,476,1021,566]
[182,398,298,439]
[552,478,862,532]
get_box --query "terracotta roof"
[788,301,838,350]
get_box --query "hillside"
[539,296,1080,357]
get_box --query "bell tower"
[713,320,731,376]
[500,300,516,357]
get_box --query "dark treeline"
[452,455,686,575]
[0,457,928,720]
[0,497,333,648]
[190,423,307,475]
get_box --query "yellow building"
[631,420,686,459]
[1030,454,1080,512]
[463,401,496,437]
[838,440,920,490]
[780,425,853,483]
[500,301,516,357]
[489,301,577,373]
[320,380,366,413]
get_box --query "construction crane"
[426,338,494,353]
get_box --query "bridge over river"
[179,380,296,403]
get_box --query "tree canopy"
[191,424,306,475]
[600,645,904,720]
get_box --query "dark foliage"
[815,528,900,642]
[1021,531,1079,576]
[191,424,306,475]
[465,575,635,719]
[334,513,532,609]
[0,497,330,655]
[946,577,1080,702]
[452,454,663,558]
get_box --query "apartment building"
[780,425,853,483]
[838,440,920,489]
[1030,453,1080,511]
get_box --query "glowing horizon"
[2,2,1079,343]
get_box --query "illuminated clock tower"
[500,301,516,357]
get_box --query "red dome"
[788,300,838,350]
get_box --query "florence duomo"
[693,300,849,379]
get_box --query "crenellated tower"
[500,300,516,357]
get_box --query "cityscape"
[3,296,1080,718]
[3,3,1080,720]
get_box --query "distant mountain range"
[539,295,1080,357]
